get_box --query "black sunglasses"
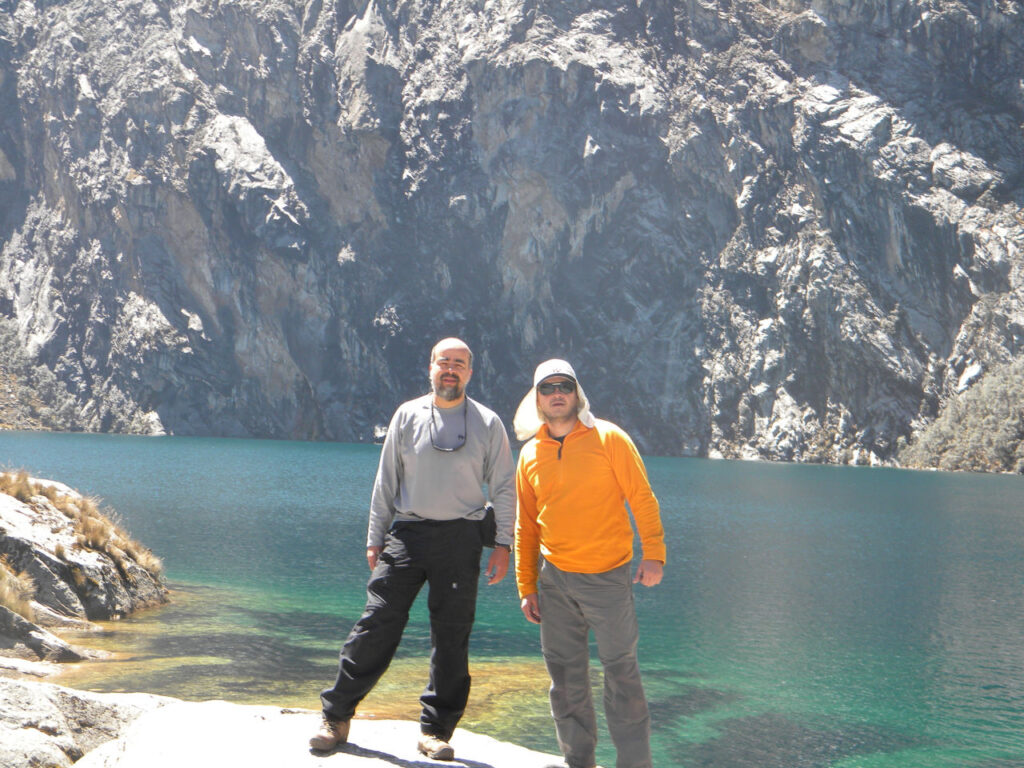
[537,380,576,395]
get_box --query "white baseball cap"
[513,358,594,441]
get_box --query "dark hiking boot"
[309,714,349,751]
[417,733,455,760]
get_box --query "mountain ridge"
[1,0,1021,465]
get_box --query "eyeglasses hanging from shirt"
[429,399,467,452]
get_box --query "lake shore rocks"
[0,604,92,663]
[1,678,566,768]
[1,474,167,668]
[0,473,168,639]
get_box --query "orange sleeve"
[514,448,541,597]
[606,426,666,564]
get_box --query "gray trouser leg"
[539,561,652,768]
[539,562,598,768]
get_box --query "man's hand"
[485,546,510,585]
[366,546,382,570]
[633,559,663,587]
[520,593,541,624]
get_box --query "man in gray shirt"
[310,337,515,762]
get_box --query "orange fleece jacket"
[514,418,666,598]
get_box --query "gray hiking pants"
[538,560,652,768]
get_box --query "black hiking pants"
[320,517,482,740]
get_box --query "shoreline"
[0,475,556,765]
[28,579,556,744]
[1,676,569,768]
[2,591,565,768]
[1,590,562,766]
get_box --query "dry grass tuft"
[0,469,37,503]
[1,470,164,578]
[56,501,79,520]
[79,512,111,550]
[134,549,163,575]
[0,557,35,621]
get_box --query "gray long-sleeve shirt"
[366,394,516,548]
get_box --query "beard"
[433,378,464,401]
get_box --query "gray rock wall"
[1,0,1022,462]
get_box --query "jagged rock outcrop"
[0,605,88,662]
[1,0,1022,463]
[0,474,167,661]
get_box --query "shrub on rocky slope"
[899,357,1024,473]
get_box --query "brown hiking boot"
[309,714,349,751]
[417,733,455,760]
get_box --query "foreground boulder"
[0,678,169,768]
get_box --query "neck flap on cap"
[513,358,594,441]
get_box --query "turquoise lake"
[2,430,1023,767]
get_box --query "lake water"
[2,430,1023,767]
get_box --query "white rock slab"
[76,700,567,768]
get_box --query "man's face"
[430,345,472,401]
[536,377,578,421]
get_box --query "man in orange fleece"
[513,359,665,768]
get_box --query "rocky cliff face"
[1,0,1022,462]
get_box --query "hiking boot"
[417,733,455,760]
[309,714,349,751]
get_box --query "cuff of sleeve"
[643,545,667,564]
